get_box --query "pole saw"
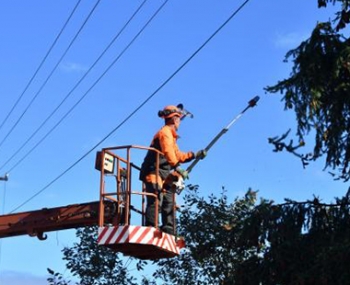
[173,95,260,194]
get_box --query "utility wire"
[9,0,251,213]
[0,0,101,150]
[3,0,152,174]
[0,0,148,173]
[0,0,82,135]
[9,0,171,213]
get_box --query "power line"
[0,0,148,173]
[0,0,102,149]
[3,0,152,174]
[9,0,171,213]
[9,0,251,213]
[0,0,82,135]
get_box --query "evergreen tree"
[266,0,350,181]
[155,188,350,285]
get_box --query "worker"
[139,104,206,235]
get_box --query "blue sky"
[0,0,346,284]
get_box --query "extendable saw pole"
[186,96,260,174]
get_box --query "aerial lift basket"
[95,145,184,260]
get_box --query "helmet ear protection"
[158,105,183,119]
[177,103,184,111]
[158,104,193,119]
[158,109,179,118]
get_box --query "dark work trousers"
[144,182,175,234]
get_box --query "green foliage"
[266,20,350,180]
[47,268,71,285]
[48,188,350,285]
[238,192,350,285]
[154,188,350,285]
[317,0,350,30]
[266,0,350,180]
[47,226,139,285]
[153,188,261,284]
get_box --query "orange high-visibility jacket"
[140,125,194,184]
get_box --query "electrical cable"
[0,0,101,150]
[0,0,82,135]
[0,0,148,173]
[8,0,251,213]
[3,0,159,174]
[8,0,170,213]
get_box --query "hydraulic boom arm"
[0,201,118,240]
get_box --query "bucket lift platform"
[98,225,185,259]
[0,145,183,260]
[96,145,184,260]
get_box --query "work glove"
[195,149,207,160]
[176,167,189,180]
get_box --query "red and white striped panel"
[98,225,182,254]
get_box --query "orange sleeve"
[159,126,194,167]
[174,142,194,164]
